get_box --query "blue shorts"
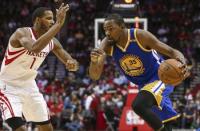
[140,80,180,123]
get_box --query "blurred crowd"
[0,0,200,130]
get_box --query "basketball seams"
[164,60,183,79]
[158,69,182,85]
[158,59,184,85]
[158,69,181,81]
[159,64,180,79]
[158,68,180,79]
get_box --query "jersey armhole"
[134,29,151,52]
[9,28,30,50]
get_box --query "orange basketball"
[158,59,184,86]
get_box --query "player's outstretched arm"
[135,29,189,77]
[11,3,69,53]
[52,38,79,72]
[89,38,107,80]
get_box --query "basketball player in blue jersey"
[89,14,190,131]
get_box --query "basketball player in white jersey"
[0,3,79,131]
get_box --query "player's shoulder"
[9,27,28,40]
[135,28,146,36]
[14,27,30,36]
[135,28,152,39]
[16,27,29,32]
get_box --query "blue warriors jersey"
[109,28,163,88]
[107,28,180,122]
[106,28,180,123]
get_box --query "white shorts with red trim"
[0,80,50,122]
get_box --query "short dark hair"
[105,14,125,27]
[32,7,51,23]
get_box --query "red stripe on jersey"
[50,42,52,51]
[51,41,53,50]
[0,91,15,117]
[49,43,51,51]
[7,48,25,55]
[51,40,54,50]
[51,41,54,50]
[0,102,6,118]
[5,50,26,65]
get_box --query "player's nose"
[105,31,110,37]
[51,20,55,25]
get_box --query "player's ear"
[120,24,125,29]
[35,17,40,24]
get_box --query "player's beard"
[40,24,50,32]
[110,34,121,46]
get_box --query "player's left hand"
[90,48,106,64]
[65,59,79,71]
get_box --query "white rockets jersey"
[0,27,54,87]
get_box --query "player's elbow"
[91,76,100,81]
[89,73,100,81]
[19,37,41,54]
[30,43,43,54]
[89,70,101,81]
[30,48,41,54]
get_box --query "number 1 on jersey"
[30,57,36,69]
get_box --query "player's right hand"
[90,48,106,64]
[176,57,190,79]
[65,59,79,71]
[56,3,69,26]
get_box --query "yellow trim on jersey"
[116,29,130,52]
[134,29,151,52]
[162,114,181,123]
[141,80,165,110]
[110,46,113,56]
[123,29,131,51]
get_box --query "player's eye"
[104,26,113,31]
[108,28,113,32]
[46,17,53,20]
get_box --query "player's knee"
[132,93,148,114]
[35,120,53,131]
[6,117,25,130]
[132,91,156,114]
[132,100,146,114]
[38,124,53,131]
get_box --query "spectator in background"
[182,101,195,128]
